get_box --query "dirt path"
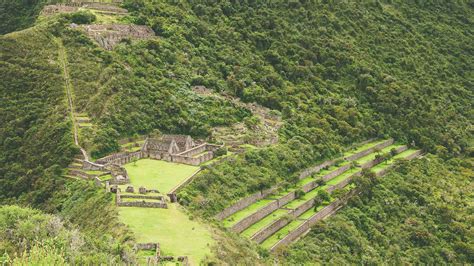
[56,38,89,161]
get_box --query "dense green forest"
[279,156,473,264]
[0,0,472,264]
[0,0,46,34]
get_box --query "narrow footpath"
[56,38,89,161]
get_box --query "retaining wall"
[270,198,345,251]
[252,216,292,243]
[322,164,351,181]
[269,149,421,251]
[216,187,277,220]
[298,159,335,180]
[231,201,286,233]
[344,139,394,161]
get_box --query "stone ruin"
[106,164,130,185]
[142,134,222,166]
[76,24,155,50]
[41,4,78,16]
[116,190,168,209]
[41,1,126,16]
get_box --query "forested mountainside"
[0,0,472,264]
[279,156,473,264]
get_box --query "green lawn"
[223,198,275,227]
[118,204,214,265]
[123,159,199,193]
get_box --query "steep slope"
[278,156,473,264]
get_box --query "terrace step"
[264,148,422,251]
[222,140,414,249]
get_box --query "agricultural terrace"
[221,139,421,250]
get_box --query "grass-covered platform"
[118,204,214,265]
[118,159,212,263]
[123,159,199,193]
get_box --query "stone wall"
[69,169,94,180]
[215,187,277,220]
[270,197,347,251]
[298,159,335,180]
[78,24,155,50]
[344,138,394,161]
[405,149,422,160]
[252,216,292,243]
[120,194,164,200]
[301,180,318,193]
[41,4,78,16]
[116,193,167,209]
[360,145,408,169]
[96,151,143,166]
[322,164,351,181]
[82,160,105,170]
[231,200,280,233]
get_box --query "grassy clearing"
[241,209,289,238]
[118,204,214,265]
[123,159,199,193]
[223,198,275,227]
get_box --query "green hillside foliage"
[0,205,125,264]
[164,1,472,215]
[0,0,46,34]
[0,25,77,206]
[0,23,134,263]
[121,1,472,154]
[278,156,473,264]
[59,22,251,158]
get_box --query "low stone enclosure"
[116,190,168,209]
[216,138,423,250]
[134,242,190,265]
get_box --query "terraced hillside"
[219,139,422,250]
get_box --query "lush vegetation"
[165,1,473,216]
[278,156,473,264]
[0,0,472,264]
[0,205,124,264]
[0,0,46,34]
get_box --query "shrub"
[68,11,96,25]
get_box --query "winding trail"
[56,38,89,161]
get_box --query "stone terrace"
[216,139,422,250]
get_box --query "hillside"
[0,1,472,264]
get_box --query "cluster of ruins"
[75,24,155,50]
[72,134,222,203]
[134,243,189,265]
